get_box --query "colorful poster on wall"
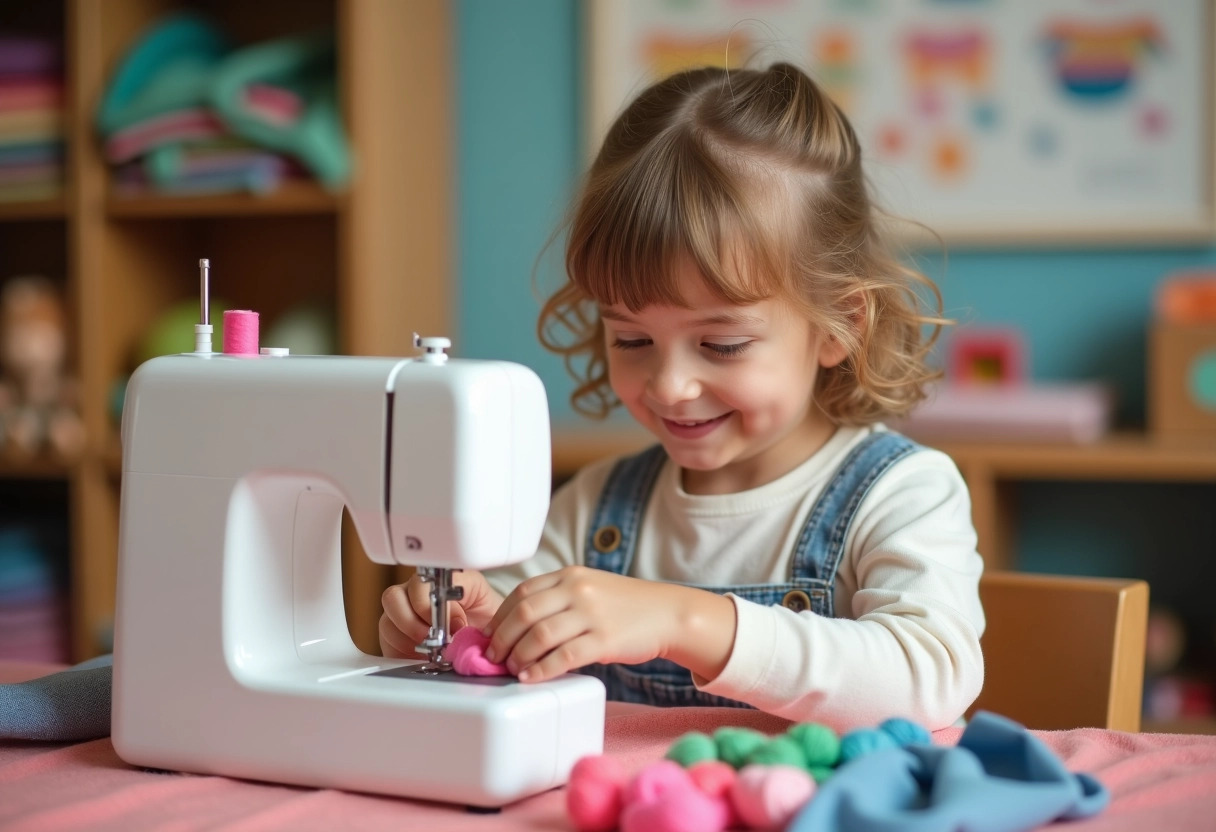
[585,0,1214,246]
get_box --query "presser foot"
[410,643,453,675]
[415,566,462,676]
[410,658,453,675]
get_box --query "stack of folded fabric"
[0,36,65,202]
[0,525,68,663]
[99,14,349,197]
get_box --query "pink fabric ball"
[688,759,737,798]
[730,764,816,830]
[566,755,627,832]
[621,786,732,832]
[688,760,741,828]
[624,759,695,805]
[447,627,509,676]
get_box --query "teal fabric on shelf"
[788,710,1109,832]
[95,14,350,189]
[96,13,230,135]
[209,31,351,189]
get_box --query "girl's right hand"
[379,570,504,659]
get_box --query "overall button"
[782,590,812,613]
[593,525,622,553]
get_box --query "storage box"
[1149,322,1216,436]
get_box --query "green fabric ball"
[808,765,835,784]
[714,727,769,769]
[746,735,807,769]
[666,731,718,767]
[787,722,841,767]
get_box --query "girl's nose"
[646,354,701,406]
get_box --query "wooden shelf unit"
[106,181,343,218]
[0,454,78,481]
[0,199,68,221]
[553,428,1216,573]
[0,0,453,661]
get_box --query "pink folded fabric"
[0,80,62,112]
[103,108,227,163]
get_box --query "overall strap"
[788,431,920,617]
[584,444,667,576]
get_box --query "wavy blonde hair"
[539,63,948,422]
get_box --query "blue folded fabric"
[0,653,113,741]
[788,711,1109,832]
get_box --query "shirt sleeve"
[482,456,616,599]
[693,449,986,731]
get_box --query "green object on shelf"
[136,298,230,365]
[265,302,337,355]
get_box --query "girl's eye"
[611,337,651,351]
[703,341,751,357]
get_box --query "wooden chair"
[971,571,1149,732]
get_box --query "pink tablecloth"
[3,661,1216,831]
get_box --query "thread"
[223,310,259,355]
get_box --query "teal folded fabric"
[96,14,350,190]
[96,14,230,135]
[788,711,1109,832]
[0,653,112,741]
[209,31,350,188]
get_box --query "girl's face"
[602,259,847,495]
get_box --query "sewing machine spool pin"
[194,258,213,354]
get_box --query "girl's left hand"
[483,566,681,683]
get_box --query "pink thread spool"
[223,309,259,355]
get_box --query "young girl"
[380,62,985,731]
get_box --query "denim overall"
[578,430,919,708]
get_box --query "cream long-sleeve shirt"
[485,424,986,731]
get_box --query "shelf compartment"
[107,181,343,219]
[0,452,76,480]
[0,198,68,221]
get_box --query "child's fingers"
[485,572,563,634]
[455,572,504,631]
[502,609,590,674]
[485,580,568,664]
[405,576,436,621]
[516,633,600,684]
[447,604,469,634]
[378,612,415,658]
[381,582,431,646]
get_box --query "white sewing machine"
[111,261,605,807]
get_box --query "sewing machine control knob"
[413,333,451,364]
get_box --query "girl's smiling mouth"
[661,413,732,439]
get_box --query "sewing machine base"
[112,657,605,807]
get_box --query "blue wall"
[455,1,1216,606]
[457,0,586,420]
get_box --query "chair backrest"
[971,571,1149,732]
